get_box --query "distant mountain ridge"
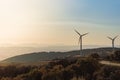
[2,47,120,63]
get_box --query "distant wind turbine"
[74,29,89,56]
[107,35,118,51]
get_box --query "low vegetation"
[106,50,120,62]
[0,50,120,80]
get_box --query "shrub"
[88,53,100,59]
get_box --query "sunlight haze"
[0,0,120,60]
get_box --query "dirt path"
[100,61,120,67]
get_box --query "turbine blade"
[74,29,81,36]
[113,35,118,40]
[82,32,89,36]
[107,36,113,40]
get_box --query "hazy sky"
[0,0,120,46]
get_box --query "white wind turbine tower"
[75,29,89,56]
[107,35,118,51]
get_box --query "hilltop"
[2,47,120,63]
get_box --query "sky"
[0,0,120,47]
[0,0,120,60]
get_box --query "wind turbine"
[75,29,89,56]
[107,35,118,51]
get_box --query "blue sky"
[47,0,120,25]
[0,0,120,46]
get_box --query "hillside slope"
[2,48,120,63]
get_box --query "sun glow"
[0,0,119,46]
